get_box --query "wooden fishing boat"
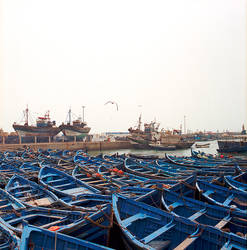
[195,143,210,148]
[162,189,247,236]
[20,224,112,250]
[166,154,220,168]
[0,220,20,249]
[224,172,247,194]
[19,162,40,178]
[58,203,113,247]
[98,165,147,186]
[0,188,25,214]
[72,165,120,193]
[196,180,247,213]
[6,174,59,208]
[39,166,100,198]
[124,158,173,179]
[0,163,26,178]
[59,193,111,212]
[113,194,246,250]
[0,206,85,236]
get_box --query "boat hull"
[13,124,61,137]
[60,125,91,137]
[217,140,247,153]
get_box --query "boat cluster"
[0,148,246,249]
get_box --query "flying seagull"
[104,101,118,111]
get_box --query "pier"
[0,140,132,152]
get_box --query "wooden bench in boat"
[47,178,68,185]
[63,187,93,196]
[168,201,183,211]
[215,215,231,229]
[122,213,148,227]
[7,214,63,224]
[173,227,201,250]
[26,197,53,206]
[222,195,234,206]
[203,190,214,196]
[53,183,76,189]
[188,209,207,221]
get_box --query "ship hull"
[13,124,61,137]
[127,137,193,150]
[59,125,91,137]
[217,140,247,153]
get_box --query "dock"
[0,140,133,152]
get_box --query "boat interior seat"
[121,213,158,228]
[203,190,214,196]
[188,208,207,221]
[168,201,183,211]
[222,194,234,206]
[46,178,68,185]
[215,215,231,229]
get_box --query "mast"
[137,114,142,130]
[24,105,29,125]
[82,106,85,123]
[69,108,72,125]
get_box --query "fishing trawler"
[128,115,194,150]
[12,107,61,137]
[59,108,91,138]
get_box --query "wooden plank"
[215,215,231,229]
[188,209,206,221]
[122,213,148,227]
[223,195,234,206]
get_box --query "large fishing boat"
[13,107,61,137]
[128,115,194,150]
[59,108,91,138]
[217,136,247,153]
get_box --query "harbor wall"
[0,141,133,152]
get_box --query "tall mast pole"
[25,105,29,125]
[184,115,186,134]
[82,106,85,123]
[69,108,71,125]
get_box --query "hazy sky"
[1,0,246,133]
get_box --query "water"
[2,138,245,158]
[89,140,247,158]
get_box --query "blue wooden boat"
[166,154,220,168]
[98,165,147,186]
[0,163,26,178]
[0,220,20,249]
[20,224,113,250]
[39,166,100,198]
[124,158,173,179]
[162,189,247,236]
[59,193,111,212]
[58,203,113,247]
[6,174,59,208]
[19,162,40,178]
[113,193,247,250]
[196,180,247,213]
[0,206,85,236]
[224,172,247,194]
[0,188,25,213]
[72,165,120,193]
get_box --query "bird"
[104,101,118,111]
